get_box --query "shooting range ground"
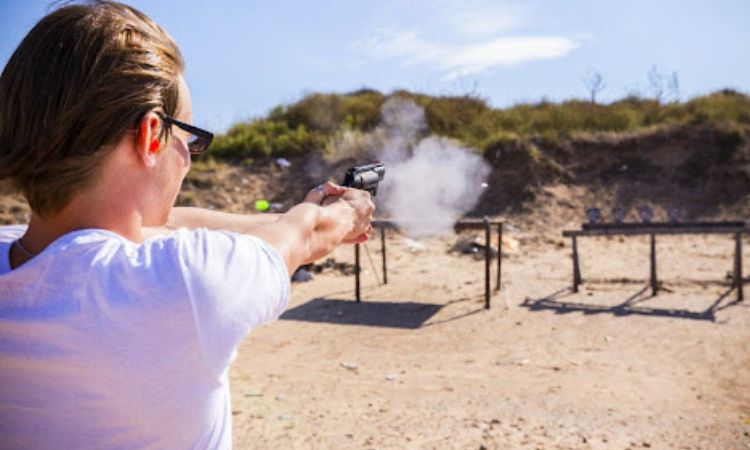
[233,225,750,448]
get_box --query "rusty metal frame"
[353,218,504,309]
[562,221,747,301]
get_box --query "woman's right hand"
[249,185,376,272]
[322,187,375,243]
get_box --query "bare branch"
[667,71,680,103]
[582,70,606,103]
[648,65,664,103]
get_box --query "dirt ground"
[229,226,750,450]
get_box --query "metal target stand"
[563,221,747,301]
[353,218,504,309]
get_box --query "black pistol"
[341,162,385,197]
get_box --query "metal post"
[572,235,581,292]
[496,222,503,291]
[355,243,361,302]
[484,217,491,309]
[735,232,743,302]
[650,233,658,296]
[381,225,388,285]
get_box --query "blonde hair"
[0,1,184,215]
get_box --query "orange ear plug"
[149,139,160,153]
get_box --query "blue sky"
[1,0,748,132]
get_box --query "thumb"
[322,181,347,197]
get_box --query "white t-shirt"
[0,225,290,449]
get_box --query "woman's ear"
[136,112,163,168]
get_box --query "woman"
[0,2,374,448]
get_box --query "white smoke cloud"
[378,96,426,163]
[375,97,491,237]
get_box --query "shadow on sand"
[520,285,744,322]
[280,297,484,329]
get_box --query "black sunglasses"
[157,112,213,155]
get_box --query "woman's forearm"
[268,202,355,270]
[166,207,281,233]
[244,200,361,274]
[150,193,371,275]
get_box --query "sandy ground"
[228,227,750,449]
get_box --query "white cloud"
[442,36,579,79]
[350,29,579,80]
[435,0,527,37]
[350,29,439,62]
[349,0,591,80]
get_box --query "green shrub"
[480,131,521,155]
[209,119,322,160]
[685,91,750,125]
[527,142,540,161]
[284,90,385,132]
[208,89,750,161]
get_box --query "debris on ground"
[291,267,313,283]
[269,202,285,212]
[504,223,520,233]
[275,158,291,169]
[340,362,358,371]
[503,235,520,254]
[311,258,356,276]
[451,235,497,260]
[403,238,426,253]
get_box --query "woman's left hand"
[303,181,347,205]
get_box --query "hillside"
[1,90,749,227]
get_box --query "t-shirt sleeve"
[171,228,290,374]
